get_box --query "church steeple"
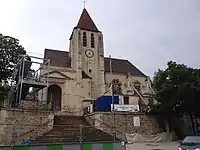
[76,8,99,32]
[69,8,105,98]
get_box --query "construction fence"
[0,142,125,150]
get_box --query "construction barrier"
[0,142,126,150]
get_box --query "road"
[126,141,179,150]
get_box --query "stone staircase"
[34,115,118,144]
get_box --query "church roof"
[104,57,146,77]
[75,8,99,32]
[44,49,146,77]
[44,49,71,68]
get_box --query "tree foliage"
[0,33,26,82]
[153,61,200,134]
[0,34,26,102]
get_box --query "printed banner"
[111,104,139,112]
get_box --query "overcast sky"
[0,0,200,77]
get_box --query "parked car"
[178,136,200,150]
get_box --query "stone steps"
[34,115,118,143]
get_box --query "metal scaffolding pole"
[19,56,26,107]
[10,54,50,109]
[14,57,23,107]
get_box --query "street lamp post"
[109,55,116,141]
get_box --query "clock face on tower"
[85,49,94,58]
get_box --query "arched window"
[91,33,95,48]
[83,32,87,47]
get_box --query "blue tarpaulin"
[96,96,119,112]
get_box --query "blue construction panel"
[96,96,119,112]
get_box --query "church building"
[41,9,153,115]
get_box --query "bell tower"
[69,8,105,99]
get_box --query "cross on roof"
[82,0,87,8]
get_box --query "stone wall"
[85,112,164,141]
[0,109,54,145]
[20,100,51,110]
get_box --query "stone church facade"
[41,9,154,114]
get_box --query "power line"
[27,52,43,56]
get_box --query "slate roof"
[104,57,146,77]
[75,8,99,32]
[44,49,71,68]
[44,49,146,77]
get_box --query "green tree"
[153,61,200,135]
[0,34,26,102]
[0,33,26,82]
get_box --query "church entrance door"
[47,84,62,111]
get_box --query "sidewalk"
[126,141,179,150]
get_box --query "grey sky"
[0,0,200,77]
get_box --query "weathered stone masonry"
[85,112,164,141]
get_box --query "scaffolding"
[8,55,50,110]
